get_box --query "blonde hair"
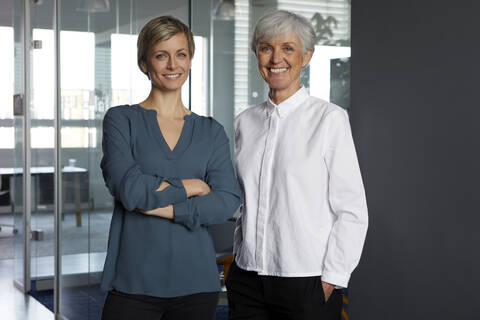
[137,16,195,76]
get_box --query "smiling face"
[141,32,191,92]
[257,31,312,102]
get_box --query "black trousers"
[226,261,342,320]
[101,289,219,320]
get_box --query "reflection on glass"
[32,29,54,120]
[310,46,351,103]
[191,36,207,115]
[61,31,95,120]
[111,33,150,105]
[233,0,250,115]
[0,128,14,149]
[61,127,97,148]
[0,26,14,120]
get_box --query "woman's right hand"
[181,179,211,198]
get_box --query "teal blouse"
[100,104,241,297]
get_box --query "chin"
[268,83,290,91]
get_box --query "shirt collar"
[265,86,309,118]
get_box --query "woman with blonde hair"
[100,15,241,320]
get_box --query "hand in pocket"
[322,281,335,302]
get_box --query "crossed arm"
[100,108,242,229]
[138,179,211,219]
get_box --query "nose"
[270,48,283,64]
[167,56,177,69]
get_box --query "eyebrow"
[152,48,188,54]
[259,41,298,46]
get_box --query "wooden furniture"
[217,254,234,280]
[0,166,88,227]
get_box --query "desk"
[0,166,88,227]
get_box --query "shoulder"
[102,105,143,135]
[192,113,224,131]
[304,96,349,124]
[191,114,227,141]
[104,105,138,121]
[234,102,267,128]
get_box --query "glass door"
[29,0,56,303]
[57,1,189,319]
[11,0,28,293]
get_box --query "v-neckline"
[134,104,195,159]
[157,116,186,152]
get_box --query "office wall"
[349,0,480,318]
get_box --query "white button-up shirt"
[233,87,368,288]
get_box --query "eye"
[155,53,166,59]
[177,52,187,58]
[284,46,294,52]
[259,46,271,53]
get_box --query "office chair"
[0,174,14,233]
[208,217,237,282]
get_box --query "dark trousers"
[101,289,219,320]
[226,261,342,320]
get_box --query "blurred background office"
[0,0,352,319]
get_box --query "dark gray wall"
[349,0,480,319]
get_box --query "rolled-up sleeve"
[173,125,242,230]
[100,108,187,212]
[322,110,369,288]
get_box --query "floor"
[0,259,54,320]
[0,210,111,260]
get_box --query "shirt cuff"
[321,271,350,289]
[162,177,184,188]
[172,201,192,227]
[153,177,187,205]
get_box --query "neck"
[140,87,189,119]
[269,83,301,105]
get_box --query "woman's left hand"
[322,281,335,302]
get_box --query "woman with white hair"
[226,10,368,319]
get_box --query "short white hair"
[251,10,316,55]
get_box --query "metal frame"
[54,0,62,316]
[188,0,192,110]
[21,0,32,294]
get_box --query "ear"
[302,48,313,68]
[140,60,148,75]
[140,60,151,79]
